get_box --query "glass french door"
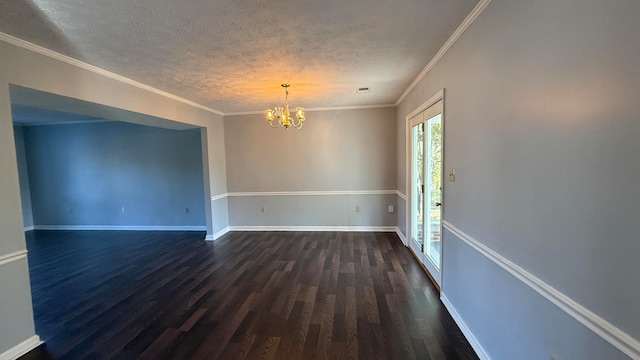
[410,119,424,249]
[424,113,442,269]
[409,99,443,287]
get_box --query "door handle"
[435,202,442,207]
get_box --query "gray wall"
[224,108,397,228]
[0,37,228,355]
[201,124,229,237]
[397,0,639,358]
[0,84,37,358]
[13,126,34,229]
[18,122,205,229]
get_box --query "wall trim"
[0,250,27,267]
[33,225,207,231]
[225,104,396,116]
[396,191,407,201]
[441,294,491,360]
[0,32,224,116]
[443,221,640,359]
[395,0,492,105]
[0,335,43,360]
[0,32,396,117]
[395,227,407,246]
[211,190,401,201]
[211,193,228,201]
[225,190,397,198]
[211,227,230,240]
[23,226,34,232]
[229,226,397,232]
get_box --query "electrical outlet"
[388,205,394,213]
[185,207,189,213]
[355,205,360,212]
[121,207,126,213]
[260,206,266,213]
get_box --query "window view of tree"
[430,122,442,223]
[415,123,424,245]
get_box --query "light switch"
[448,168,456,182]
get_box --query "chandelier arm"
[291,116,304,129]
[290,117,302,128]
[268,119,283,128]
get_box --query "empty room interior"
[1,0,639,359]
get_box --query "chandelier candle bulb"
[265,83,305,129]
[265,109,275,121]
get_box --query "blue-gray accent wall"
[18,121,206,228]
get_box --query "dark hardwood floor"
[20,230,478,360]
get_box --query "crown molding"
[0,32,224,116]
[1,0,490,118]
[224,103,396,117]
[395,0,492,105]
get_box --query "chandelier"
[265,84,305,129]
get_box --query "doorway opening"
[8,85,212,353]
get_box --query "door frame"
[405,89,445,289]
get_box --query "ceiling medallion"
[265,84,305,129]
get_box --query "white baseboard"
[209,227,230,240]
[441,294,491,360]
[228,226,397,232]
[33,225,207,231]
[0,335,43,360]
[23,226,34,232]
[395,227,407,245]
[443,221,640,359]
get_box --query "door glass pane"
[411,122,424,248]
[424,114,442,269]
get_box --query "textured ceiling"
[0,0,478,114]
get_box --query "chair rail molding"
[0,250,27,267]
[443,220,640,359]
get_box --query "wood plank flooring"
[20,230,478,360]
